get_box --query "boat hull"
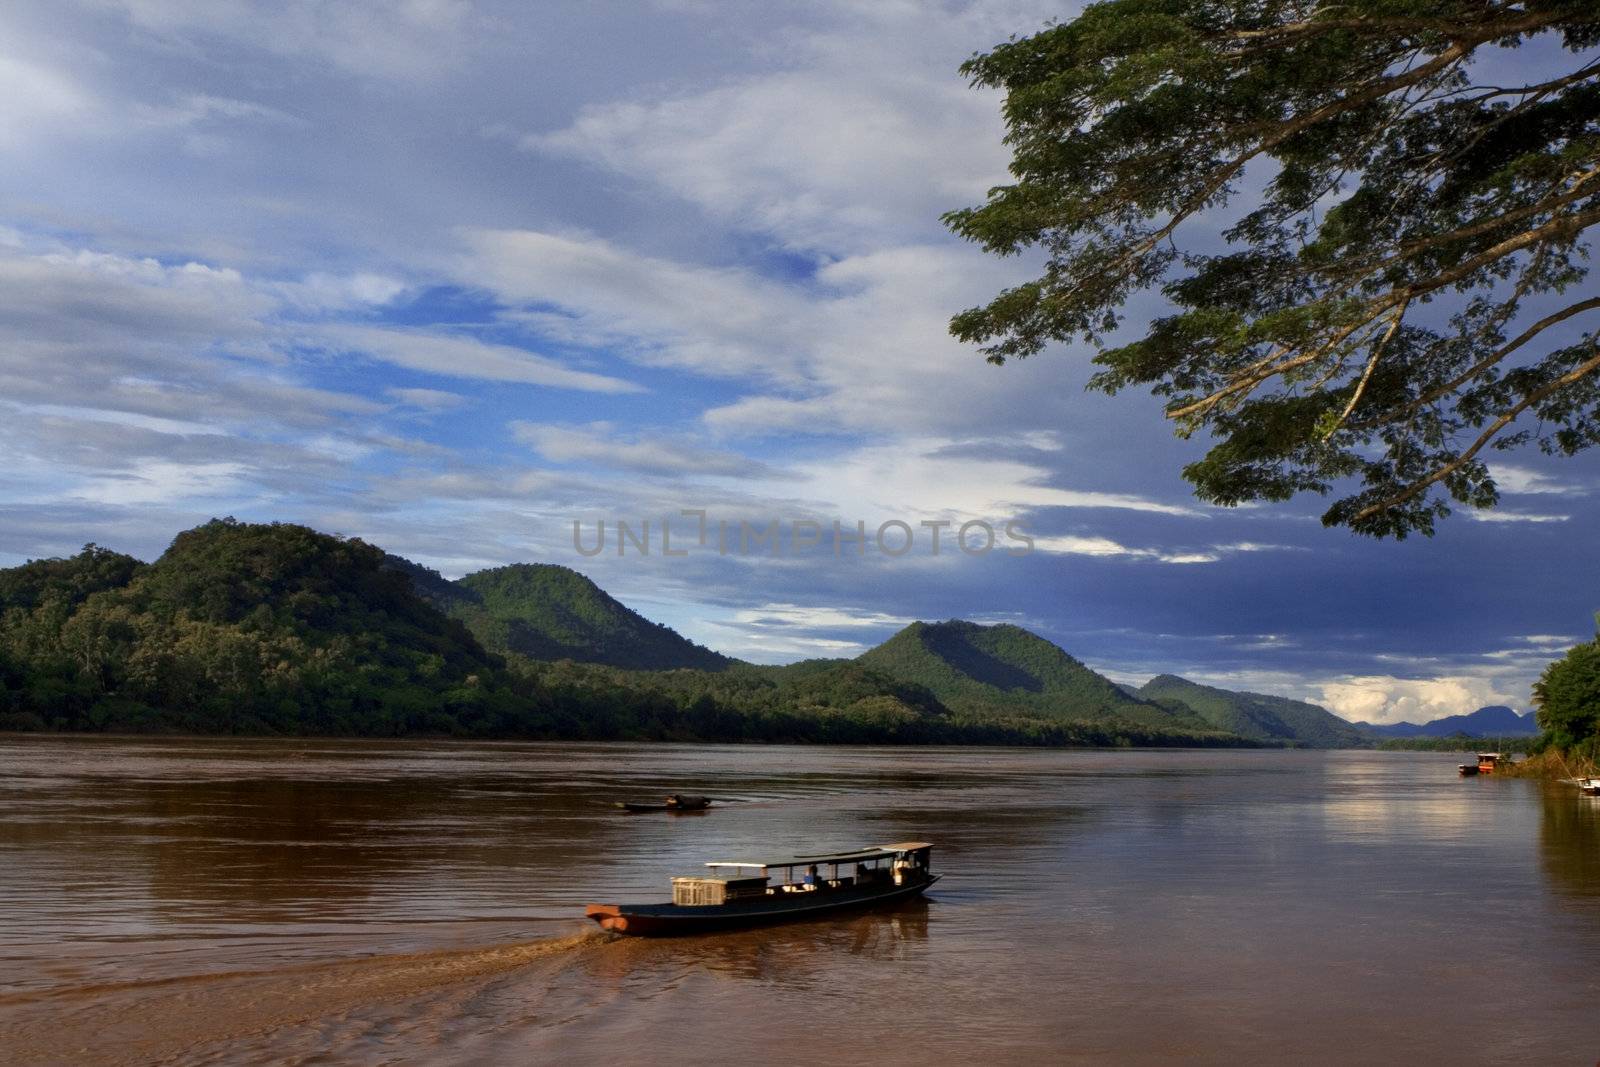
[587,875,939,936]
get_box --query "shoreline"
[0,725,1269,750]
[1500,748,1599,781]
[0,728,1535,756]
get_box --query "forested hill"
[858,621,1210,730]
[1139,675,1369,749]
[0,520,525,735]
[385,557,732,672]
[452,564,733,671]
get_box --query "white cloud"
[532,70,1003,255]
[1467,509,1570,523]
[1514,633,1583,647]
[0,247,270,342]
[456,230,1060,444]
[98,0,478,81]
[316,325,643,393]
[385,387,467,412]
[0,243,381,431]
[1490,464,1582,495]
[511,421,779,478]
[731,603,913,630]
[133,93,302,131]
[693,616,877,663]
[782,437,1204,522]
[701,395,839,435]
[272,272,407,312]
[529,1,1055,254]
[1032,535,1218,564]
[670,597,921,664]
[696,244,1045,437]
[1028,535,1299,565]
[72,460,248,506]
[458,228,815,381]
[1317,675,1518,725]
[0,53,92,147]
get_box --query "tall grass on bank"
[1502,746,1599,781]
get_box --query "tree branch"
[1368,294,1600,428]
[1165,311,1378,421]
[1350,344,1600,525]
[1217,8,1562,44]
[1053,37,1480,317]
[1325,296,1409,436]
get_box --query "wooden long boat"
[615,794,713,814]
[586,842,937,936]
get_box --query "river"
[0,737,1596,1064]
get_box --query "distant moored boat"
[615,793,713,813]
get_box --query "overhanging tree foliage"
[946,0,1600,536]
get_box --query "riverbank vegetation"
[1530,621,1600,767]
[1503,748,1599,780]
[1497,619,1600,777]
[1376,736,1536,754]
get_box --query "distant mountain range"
[1352,705,1538,738]
[0,518,1551,747]
[1138,674,1369,748]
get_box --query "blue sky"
[0,0,1594,724]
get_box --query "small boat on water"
[616,793,713,814]
[1577,777,1600,797]
[1462,753,1514,776]
[586,842,937,936]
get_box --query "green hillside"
[0,520,1262,749]
[1138,674,1368,748]
[384,554,479,613]
[0,526,960,742]
[569,659,954,738]
[445,563,734,672]
[0,520,530,735]
[0,543,145,614]
[858,620,1207,729]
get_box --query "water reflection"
[692,900,931,979]
[2,770,634,923]
[1538,785,1600,903]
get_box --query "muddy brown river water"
[1,737,1596,1065]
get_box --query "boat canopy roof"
[704,842,932,871]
